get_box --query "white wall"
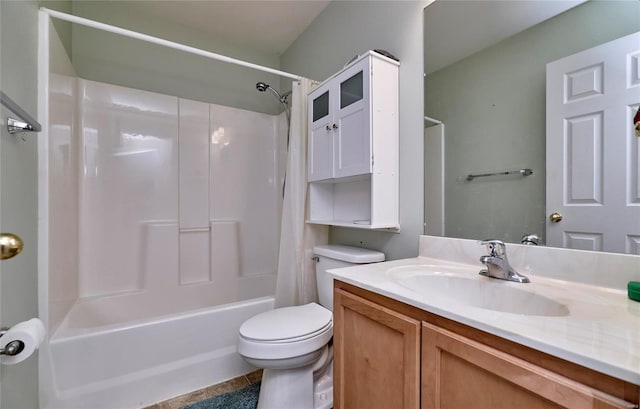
[281,1,428,259]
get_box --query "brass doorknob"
[0,233,24,260]
[549,212,563,223]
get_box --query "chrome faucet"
[520,233,541,246]
[478,239,530,283]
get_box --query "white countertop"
[328,255,640,384]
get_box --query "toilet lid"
[239,303,332,342]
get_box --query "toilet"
[237,244,385,409]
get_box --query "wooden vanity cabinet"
[333,288,421,409]
[423,323,635,409]
[334,281,640,409]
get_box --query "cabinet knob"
[332,123,339,130]
[325,125,331,131]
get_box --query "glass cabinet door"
[340,70,363,109]
[312,90,330,123]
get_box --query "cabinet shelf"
[305,219,400,232]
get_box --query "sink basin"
[388,266,570,317]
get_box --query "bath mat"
[181,382,259,409]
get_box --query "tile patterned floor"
[143,370,262,409]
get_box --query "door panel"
[334,61,371,179]
[336,108,367,175]
[546,31,640,253]
[565,112,603,205]
[308,121,334,181]
[308,86,334,181]
[334,289,420,409]
[422,323,636,409]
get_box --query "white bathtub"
[42,296,273,409]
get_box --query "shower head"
[256,81,292,153]
[256,81,289,105]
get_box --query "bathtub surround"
[39,15,287,408]
[43,75,283,406]
[47,77,281,332]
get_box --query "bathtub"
[42,296,273,409]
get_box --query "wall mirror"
[423,0,640,254]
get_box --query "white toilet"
[237,244,385,409]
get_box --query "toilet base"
[256,345,333,409]
[313,367,333,409]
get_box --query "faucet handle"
[478,239,506,257]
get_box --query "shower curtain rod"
[40,7,303,81]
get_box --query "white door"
[546,31,640,253]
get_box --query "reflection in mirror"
[423,0,640,254]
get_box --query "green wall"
[70,1,284,115]
[281,1,428,260]
[0,1,40,407]
[41,0,72,58]
[424,0,640,244]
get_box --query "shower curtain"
[274,78,328,308]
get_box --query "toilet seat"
[240,303,332,341]
[238,303,333,360]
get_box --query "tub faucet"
[478,239,530,283]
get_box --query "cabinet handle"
[325,125,331,131]
[332,123,339,130]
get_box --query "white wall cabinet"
[307,51,399,230]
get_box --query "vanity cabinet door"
[422,323,636,409]
[334,288,420,409]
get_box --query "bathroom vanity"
[330,236,640,409]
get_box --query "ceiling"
[67,1,588,72]
[424,0,586,74]
[120,1,331,55]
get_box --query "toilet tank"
[313,245,385,311]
